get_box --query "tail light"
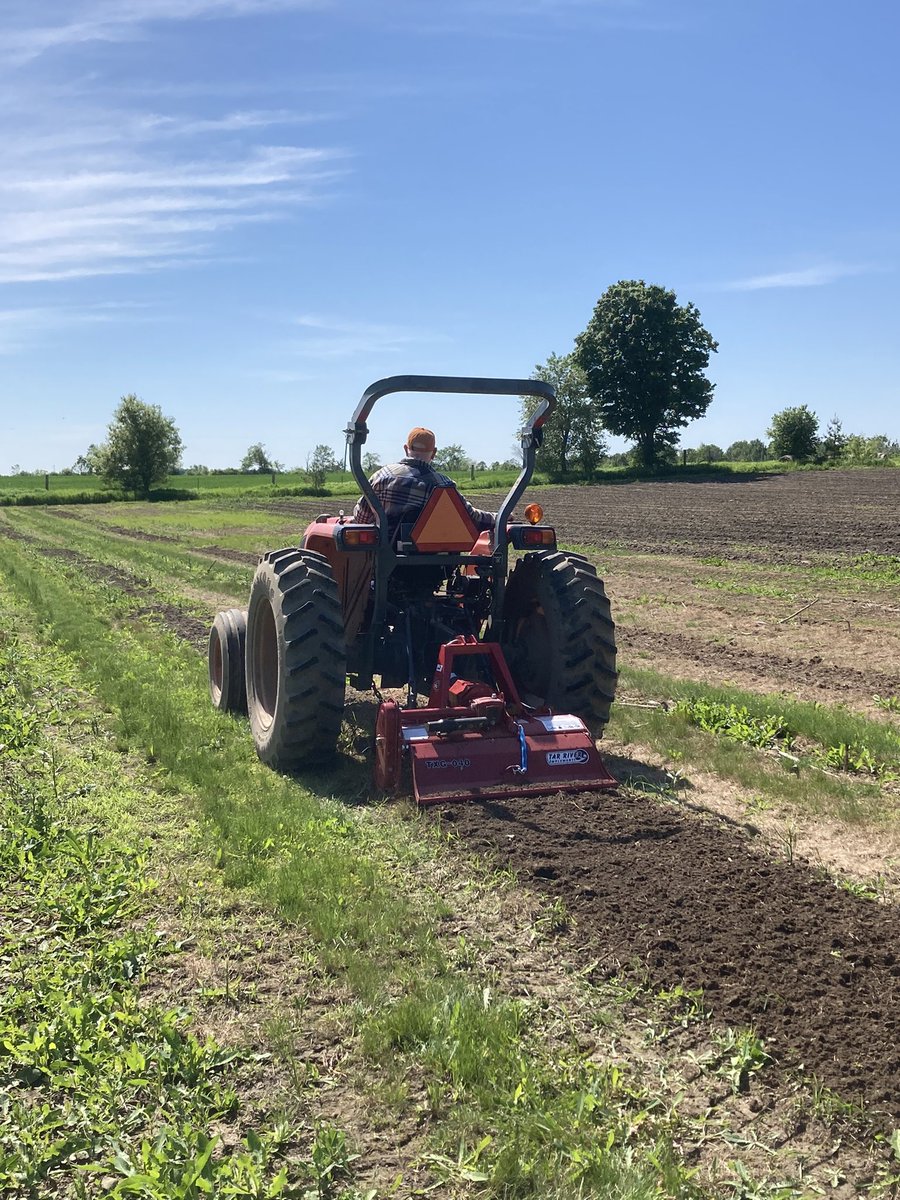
[336,525,379,549]
[508,525,556,549]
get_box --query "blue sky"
[2,0,898,472]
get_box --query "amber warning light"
[524,503,543,525]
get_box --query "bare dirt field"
[517,467,900,560]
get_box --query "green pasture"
[0,465,522,506]
[3,457,880,508]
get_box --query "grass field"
[0,457,870,507]
[1,474,899,1197]
[0,466,520,505]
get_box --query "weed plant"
[670,692,898,779]
[611,670,889,822]
[671,698,791,750]
[617,666,900,798]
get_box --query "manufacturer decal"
[546,749,590,767]
[425,757,471,771]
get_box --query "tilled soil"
[436,786,900,1125]
[519,469,900,559]
[620,625,900,703]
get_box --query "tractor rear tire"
[208,608,248,714]
[245,548,346,770]
[501,550,617,733]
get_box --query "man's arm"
[429,467,495,532]
[460,495,496,532]
[352,467,387,524]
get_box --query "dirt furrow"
[620,625,900,705]
[436,787,900,1126]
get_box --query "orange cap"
[406,426,436,452]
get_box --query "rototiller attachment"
[374,636,617,804]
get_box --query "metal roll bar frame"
[342,375,557,689]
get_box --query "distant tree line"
[56,282,896,491]
[680,410,899,467]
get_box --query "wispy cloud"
[722,262,877,291]
[0,0,347,284]
[393,0,672,37]
[2,1,325,64]
[0,138,344,283]
[286,314,450,359]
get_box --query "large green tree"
[574,280,718,468]
[767,405,819,461]
[520,352,607,478]
[98,394,183,497]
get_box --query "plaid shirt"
[353,458,495,537]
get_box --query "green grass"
[5,507,252,601]
[0,534,702,1198]
[612,666,898,821]
[0,467,527,508]
[692,578,798,599]
[691,550,900,595]
[0,630,329,1198]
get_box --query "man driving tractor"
[352,425,496,540]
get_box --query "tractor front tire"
[501,550,617,733]
[245,548,346,770]
[208,607,248,714]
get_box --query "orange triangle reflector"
[410,485,480,552]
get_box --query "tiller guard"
[374,637,617,805]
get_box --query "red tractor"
[208,375,617,803]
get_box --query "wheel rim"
[210,632,224,702]
[251,599,279,729]
[513,607,552,698]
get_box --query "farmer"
[353,426,496,540]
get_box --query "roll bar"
[345,375,556,545]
